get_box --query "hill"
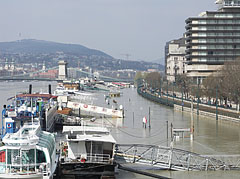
[0,39,112,58]
[0,39,164,72]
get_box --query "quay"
[137,86,240,123]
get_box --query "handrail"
[63,153,111,164]
[0,162,49,175]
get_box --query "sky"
[0,0,216,64]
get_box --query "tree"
[221,58,240,105]
[145,72,162,89]
[202,75,222,102]
[175,74,192,98]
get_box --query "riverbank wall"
[137,87,240,123]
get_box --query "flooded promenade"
[1,81,240,178]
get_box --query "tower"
[10,59,15,71]
[58,60,68,81]
[42,61,46,71]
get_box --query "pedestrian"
[143,116,147,128]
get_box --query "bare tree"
[145,72,162,89]
[175,74,192,98]
[221,58,240,105]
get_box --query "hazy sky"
[0,0,216,63]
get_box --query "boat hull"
[60,162,116,178]
[0,174,43,179]
[0,174,54,179]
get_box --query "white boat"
[0,122,58,179]
[60,125,116,177]
[53,86,78,96]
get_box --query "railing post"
[205,159,209,171]
[133,147,137,163]
[187,154,191,171]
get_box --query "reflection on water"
[0,82,240,178]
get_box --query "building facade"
[185,0,240,83]
[165,38,186,82]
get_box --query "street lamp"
[197,78,200,116]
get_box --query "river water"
[1,81,240,178]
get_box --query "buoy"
[7,123,11,128]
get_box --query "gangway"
[115,144,240,171]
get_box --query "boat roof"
[2,122,55,155]
[63,126,116,144]
[63,126,109,133]
[70,134,116,144]
[16,94,57,100]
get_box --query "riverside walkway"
[137,87,240,122]
[115,144,240,171]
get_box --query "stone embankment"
[137,87,240,123]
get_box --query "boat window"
[37,150,46,163]
[0,150,6,174]
[37,131,55,157]
[22,149,35,164]
[0,150,5,163]
[92,142,103,155]
[6,149,21,168]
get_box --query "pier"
[115,144,240,171]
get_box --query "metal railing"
[0,162,49,175]
[138,87,240,121]
[64,153,111,164]
[115,144,240,171]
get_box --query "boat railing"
[86,153,111,163]
[64,153,112,164]
[0,162,49,176]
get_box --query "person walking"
[143,116,147,128]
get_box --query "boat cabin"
[0,123,57,178]
[62,126,116,164]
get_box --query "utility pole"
[181,86,184,111]
[148,107,151,128]
[166,121,169,139]
[216,85,218,120]
[197,79,200,115]
[172,83,175,105]
[170,123,173,142]
[133,112,135,128]
[190,98,194,141]
[167,80,169,105]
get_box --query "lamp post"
[216,85,218,120]
[172,82,176,105]
[181,86,184,111]
[167,80,169,105]
[197,79,200,115]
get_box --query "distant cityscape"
[0,39,163,80]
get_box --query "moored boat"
[59,125,116,178]
[0,122,58,179]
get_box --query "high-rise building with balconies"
[185,0,240,83]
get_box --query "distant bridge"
[115,144,240,171]
[0,66,134,83]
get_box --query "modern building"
[185,0,240,83]
[165,37,186,82]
